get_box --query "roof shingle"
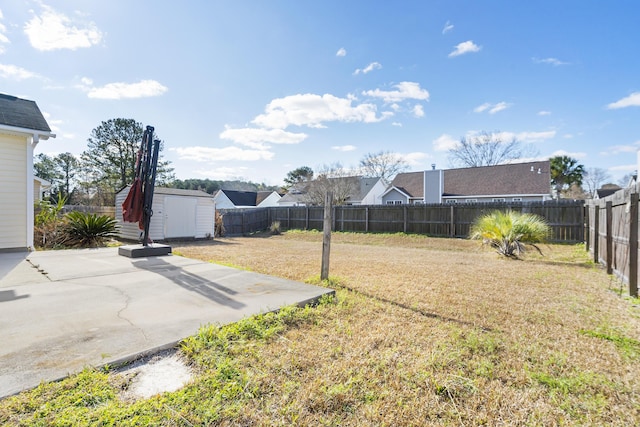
[0,93,51,133]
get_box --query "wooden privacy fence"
[585,189,639,297]
[220,200,584,243]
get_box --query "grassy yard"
[2,231,639,426]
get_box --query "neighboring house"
[0,93,55,252]
[213,189,281,209]
[277,176,385,206]
[382,161,552,205]
[595,184,622,199]
[34,177,51,202]
[115,186,215,241]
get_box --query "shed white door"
[164,196,197,238]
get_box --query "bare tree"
[448,131,535,167]
[582,167,611,198]
[359,150,409,182]
[304,163,358,206]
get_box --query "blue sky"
[2,1,639,186]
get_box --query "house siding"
[381,188,408,205]
[0,134,28,250]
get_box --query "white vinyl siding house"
[0,134,28,250]
[0,94,54,252]
[115,187,215,242]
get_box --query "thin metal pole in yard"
[321,192,333,281]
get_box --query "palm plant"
[470,210,550,258]
[63,211,118,247]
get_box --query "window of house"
[386,200,403,205]
[465,199,477,203]
[492,198,506,202]
[445,199,457,204]
[512,197,523,202]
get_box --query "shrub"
[269,221,281,235]
[63,211,118,248]
[34,197,67,249]
[215,211,225,237]
[470,210,550,258]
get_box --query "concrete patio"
[0,247,333,398]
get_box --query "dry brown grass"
[170,231,640,426]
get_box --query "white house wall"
[213,192,234,209]
[360,179,387,205]
[0,134,28,251]
[257,191,281,207]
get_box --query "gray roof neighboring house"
[0,93,52,133]
[443,161,550,196]
[389,161,552,200]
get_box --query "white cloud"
[412,104,425,117]
[495,130,556,143]
[252,93,387,129]
[353,61,382,75]
[532,57,569,66]
[24,5,102,51]
[474,101,511,114]
[537,110,551,116]
[331,145,357,152]
[433,134,459,151]
[172,146,274,162]
[600,142,640,156]
[392,122,403,127]
[609,164,637,172]
[194,166,250,180]
[474,103,490,113]
[0,10,9,54]
[0,63,41,80]
[448,40,481,57]
[550,149,586,159]
[336,47,346,57]
[84,79,168,99]
[489,102,510,114]
[401,151,430,166]
[607,92,640,109]
[220,127,307,148]
[442,20,454,34]
[363,81,430,103]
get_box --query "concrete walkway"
[0,247,333,398]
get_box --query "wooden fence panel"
[585,188,639,297]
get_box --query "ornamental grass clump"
[470,210,550,258]
[63,211,118,248]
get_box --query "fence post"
[593,205,600,264]
[629,194,638,297]
[606,201,613,274]
[584,204,590,252]
[365,207,369,232]
[305,206,309,230]
[403,205,408,233]
[450,205,455,237]
[321,192,333,281]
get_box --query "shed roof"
[117,186,213,198]
[0,93,51,132]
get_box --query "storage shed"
[115,187,215,242]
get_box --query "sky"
[1,0,639,186]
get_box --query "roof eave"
[0,123,56,140]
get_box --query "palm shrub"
[470,210,551,258]
[63,211,118,248]
[34,197,67,249]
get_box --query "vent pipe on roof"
[431,164,436,170]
